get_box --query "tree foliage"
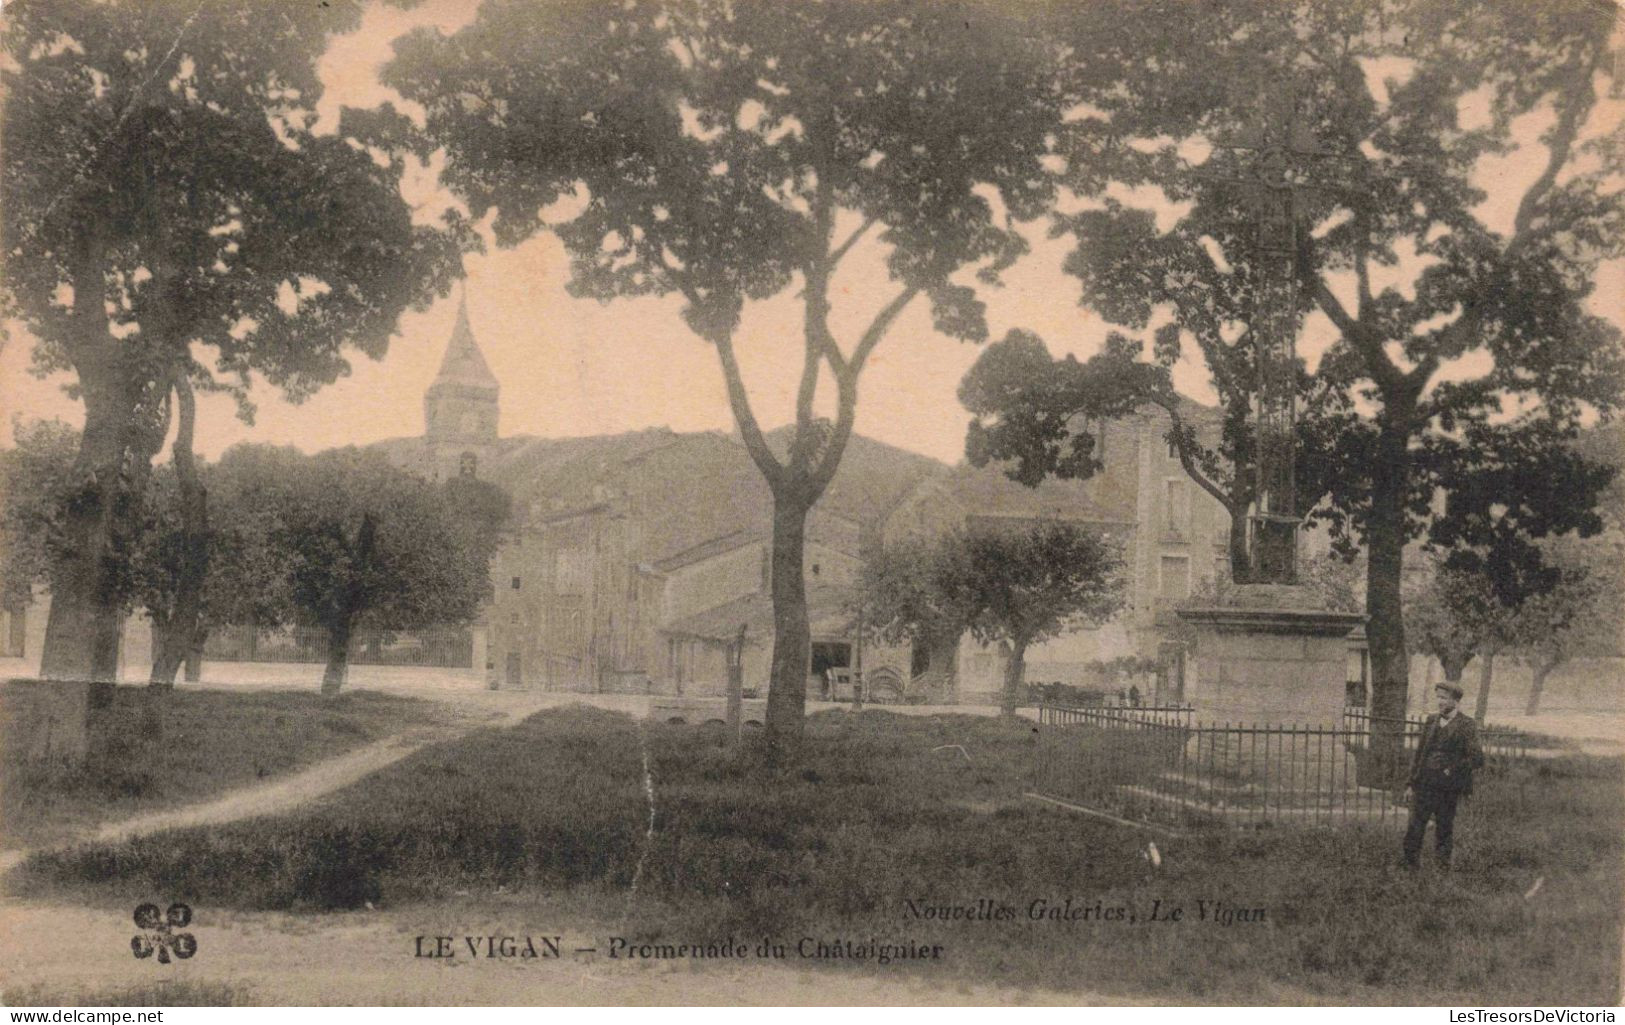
[0,419,81,610]
[972,0,1623,722]
[210,446,505,694]
[384,0,1088,751]
[860,521,1126,714]
[960,327,1353,578]
[2,0,467,683]
[1403,548,1511,685]
[1509,534,1624,715]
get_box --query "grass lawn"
[1,687,455,851]
[10,706,1621,1004]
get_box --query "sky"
[1,1,1621,467]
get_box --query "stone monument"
[1176,86,1364,728]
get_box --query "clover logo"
[131,903,197,963]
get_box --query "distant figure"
[1128,684,1142,708]
[1402,682,1486,870]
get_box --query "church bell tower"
[424,289,500,479]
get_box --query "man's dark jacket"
[1409,711,1486,795]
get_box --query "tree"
[859,521,1126,716]
[0,419,81,625]
[1403,549,1508,692]
[126,436,302,687]
[382,0,1091,755]
[1511,534,1625,716]
[265,448,503,694]
[1032,0,1623,727]
[961,328,1356,580]
[1,0,466,687]
[135,379,208,687]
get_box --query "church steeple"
[425,286,500,445]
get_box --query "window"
[1167,437,1179,459]
[1164,479,1190,536]
[511,576,522,590]
[554,548,589,594]
[811,562,821,578]
[1159,556,1191,601]
[509,612,519,625]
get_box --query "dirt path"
[0,691,549,876]
[0,900,1103,1006]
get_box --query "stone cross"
[1202,84,1362,584]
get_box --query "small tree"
[0,419,81,636]
[130,439,303,687]
[861,522,1126,716]
[1511,535,1625,716]
[269,448,504,694]
[1403,550,1506,693]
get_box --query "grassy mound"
[1,687,450,850]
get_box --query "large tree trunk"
[1474,649,1495,721]
[1363,416,1414,783]
[149,615,186,687]
[1525,656,1559,716]
[149,377,208,690]
[1227,511,1252,585]
[764,497,812,758]
[321,513,377,697]
[322,618,354,696]
[39,372,148,695]
[1000,636,1029,718]
[1439,653,1469,686]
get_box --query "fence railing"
[1034,705,1527,831]
[1338,709,1529,762]
[1038,703,1196,729]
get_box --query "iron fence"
[1339,709,1528,761]
[1034,705,1528,831]
[1037,704,1196,728]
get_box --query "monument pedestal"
[1176,584,1364,727]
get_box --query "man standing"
[1402,682,1487,869]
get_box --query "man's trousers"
[1403,786,1461,866]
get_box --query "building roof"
[930,460,1136,524]
[467,427,940,566]
[662,584,857,643]
[652,528,762,573]
[764,426,950,523]
[426,293,499,395]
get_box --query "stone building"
[370,295,1359,704]
[882,406,1234,702]
[374,300,942,695]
